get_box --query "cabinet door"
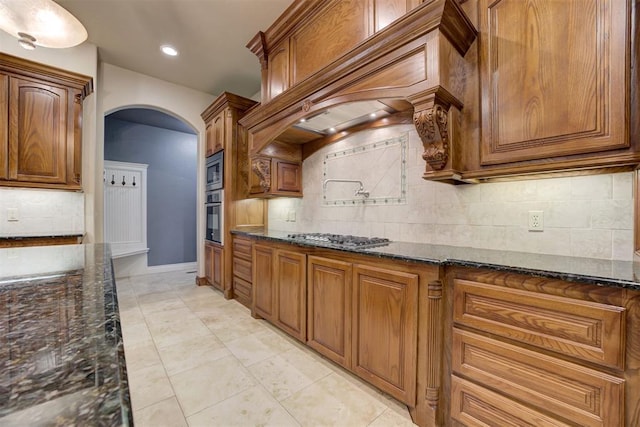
[8,77,68,184]
[253,244,275,320]
[212,110,225,154]
[212,245,224,291]
[275,249,306,342]
[205,243,214,284]
[479,0,629,165]
[267,40,290,101]
[307,256,352,368]
[352,264,418,405]
[274,160,301,193]
[205,121,214,157]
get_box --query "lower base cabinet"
[204,242,224,291]
[268,250,421,406]
[446,267,639,427]
[351,263,418,405]
[307,256,353,368]
[252,243,306,342]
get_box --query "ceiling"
[56,0,293,97]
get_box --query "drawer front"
[233,237,252,260]
[452,329,624,427]
[453,279,625,368]
[233,277,252,299]
[233,257,252,283]
[451,376,573,427]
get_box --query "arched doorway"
[104,107,198,276]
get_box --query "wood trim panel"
[0,235,81,248]
[453,278,626,369]
[452,328,624,427]
[451,376,573,427]
[307,256,353,368]
[352,263,418,405]
[0,73,8,180]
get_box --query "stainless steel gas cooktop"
[287,233,390,249]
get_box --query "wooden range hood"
[239,0,477,184]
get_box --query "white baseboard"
[146,262,197,274]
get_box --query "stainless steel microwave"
[206,150,223,191]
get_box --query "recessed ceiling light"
[161,45,178,56]
[369,112,377,118]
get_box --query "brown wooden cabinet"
[232,235,253,308]
[205,241,224,291]
[352,263,419,405]
[252,243,306,341]
[472,0,638,177]
[445,267,639,426]
[200,93,264,298]
[0,53,92,190]
[274,249,306,341]
[249,156,302,197]
[205,110,226,157]
[307,256,353,368]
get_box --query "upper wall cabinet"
[241,0,477,184]
[0,53,93,190]
[467,0,640,179]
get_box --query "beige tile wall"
[0,188,85,237]
[268,125,634,261]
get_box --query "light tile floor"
[116,269,417,427]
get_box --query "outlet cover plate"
[528,210,544,231]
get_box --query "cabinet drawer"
[453,279,625,368]
[452,329,624,427]
[233,277,252,299]
[233,238,253,260]
[233,257,252,283]
[451,376,572,427]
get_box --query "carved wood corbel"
[252,158,271,192]
[414,99,450,171]
[426,279,443,409]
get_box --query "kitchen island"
[0,244,132,426]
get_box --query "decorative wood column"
[426,279,444,410]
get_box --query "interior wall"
[104,117,197,266]
[98,63,214,276]
[269,125,634,261]
[0,32,98,241]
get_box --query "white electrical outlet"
[528,210,544,231]
[7,208,18,222]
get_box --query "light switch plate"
[7,208,18,222]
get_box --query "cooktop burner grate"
[287,233,390,248]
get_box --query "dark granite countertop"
[232,229,640,291]
[0,244,131,426]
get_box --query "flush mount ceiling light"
[0,0,87,49]
[161,45,179,56]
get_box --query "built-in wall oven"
[205,189,223,243]
[206,150,224,191]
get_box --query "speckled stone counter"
[0,244,132,426]
[232,229,640,290]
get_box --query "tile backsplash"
[268,125,634,261]
[0,188,84,237]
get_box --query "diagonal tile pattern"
[117,269,416,426]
